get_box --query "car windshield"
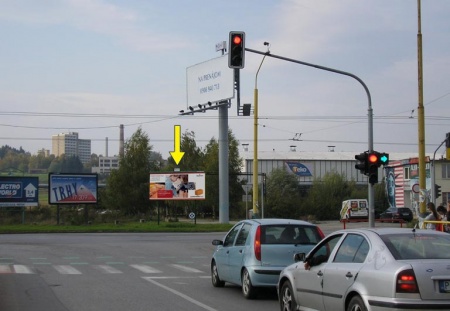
[260,225,321,245]
[381,232,450,260]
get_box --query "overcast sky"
[1,0,449,160]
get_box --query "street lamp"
[252,42,270,218]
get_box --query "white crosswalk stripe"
[93,265,123,274]
[170,264,204,273]
[54,265,82,275]
[130,264,162,274]
[0,263,207,275]
[13,265,34,274]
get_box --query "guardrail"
[421,220,450,232]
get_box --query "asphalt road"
[0,232,279,311]
[0,220,406,311]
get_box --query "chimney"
[119,124,124,157]
[105,137,108,157]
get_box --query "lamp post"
[252,43,270,218]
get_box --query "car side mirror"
[212,239,223,246]
[294,252,306,262]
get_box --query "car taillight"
[254,225,261,261]
[396,269,419,293]
[316,227,325,239]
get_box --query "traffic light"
[355,152,368,175]
[367,151,379,184]
[435,184,442,199]
[228,31,245,69]
[378,152,389,166]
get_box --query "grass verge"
[0,221,234,234]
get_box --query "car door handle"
[317,270,323,276]
[239,249,243,253]
[345,272,353,278]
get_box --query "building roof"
[241,151,431,162]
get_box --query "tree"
[202,129,243,218]
[103,127,154,215]
[265,168,302,219]
[305,172,353,220]
[165,130,204,171]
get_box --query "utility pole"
[417,0,427,215]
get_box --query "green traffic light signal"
[379,152,389,166]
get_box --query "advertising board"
[186,56,234,106]
[0,177,39,207]
[48,173,98,204]
[150,172,205,200]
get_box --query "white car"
[278,227,450,311]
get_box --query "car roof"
[241,218,317,226]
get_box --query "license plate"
[439,280,450,293]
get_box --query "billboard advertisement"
[150,172,205,200]
[48,173,98,204]
[186,56,234,106]
[0,177,39,207]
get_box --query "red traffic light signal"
[228,31,245,69]
[368,153,378,164]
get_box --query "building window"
[404,167,410,180]
[442,164,450,179]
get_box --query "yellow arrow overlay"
[169,125,185,165]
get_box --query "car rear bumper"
[247,266,283,287]
[367,297,450,311]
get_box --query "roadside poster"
[48,173,98,204]
[149,172,205,200]
[0,177,39,207]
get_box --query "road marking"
[0,265,12,273]
[170,264,203,273]
[13,265,34,274]
[130,264,162,274]
[143,278,218,311]
[93,265,123,274]
[54,265,82,275]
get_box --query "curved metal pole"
[252,53,268,218]
[245,48,376,226]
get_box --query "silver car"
[278,227,450,311]
[211,218,324,299]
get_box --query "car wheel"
[280,281,297,311]
[211,260,225,287]
[347,295,367,311]
[241,268,257,299]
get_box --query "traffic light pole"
[245,48,376,227]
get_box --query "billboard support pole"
[218,101,230,224]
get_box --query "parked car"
[210,218,324,299]
[379,207,413,222]
[278,228,450,311]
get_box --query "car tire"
[241,268,257,299]
[280,280,297,311]
[211,260,225,287]
[347,295,367,311]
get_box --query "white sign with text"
[186,56,234,106]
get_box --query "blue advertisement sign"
[284,161,313,177]
[0,177,39,207]
[49,174,98,205]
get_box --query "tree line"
[0,129,388,221]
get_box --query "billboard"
[0,177,39,207]
[186,56,234,106]
[150,172,205,200]
[48,173,98,204]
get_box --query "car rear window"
[260,224,321,245]
[381,233,450,260]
